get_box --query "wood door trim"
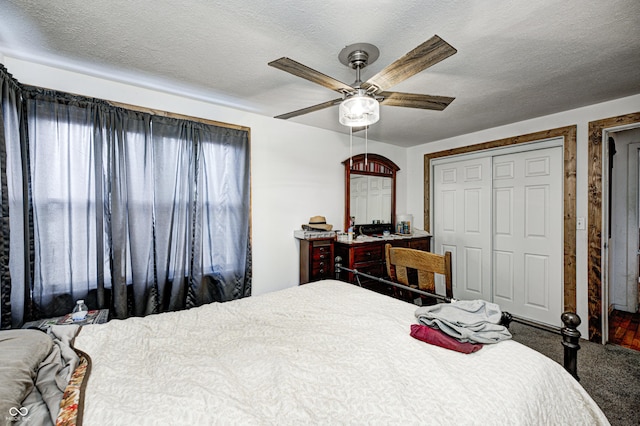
[424,125,577,314]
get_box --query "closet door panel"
[434,157,492,301]
[493,146,563,326]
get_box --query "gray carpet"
[509,321,640,426]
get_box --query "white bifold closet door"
[433,146,563,326]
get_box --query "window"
[18,90,250,320]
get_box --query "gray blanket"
[415,299,512,344]
[0,325,80,426]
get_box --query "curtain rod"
[19,81,250,133]
[107,100,250,132]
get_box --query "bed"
[3,279,608,425]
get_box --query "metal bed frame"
[334,259,582,381]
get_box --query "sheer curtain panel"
[27,90,102,320]
[101,110,251,317]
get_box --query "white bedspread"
[74,280,608,425]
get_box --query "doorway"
[608,131,640,314]
[588,111,640,343]
[606,128,640,351]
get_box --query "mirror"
[350,175,393,224]
[343,153,399,231]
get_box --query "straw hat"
[303,215,333,231]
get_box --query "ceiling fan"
[268,35,457,128]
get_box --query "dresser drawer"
[311,245,332,261]
[385,238,430,251]
[311,262,332,279]
[312,255,333,270]
[353,262,384,278]
[353,245,383,264]
[407,238,430,251]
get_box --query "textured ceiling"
[1,0,639,147]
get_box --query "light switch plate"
[576,217,585,230]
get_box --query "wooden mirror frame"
[343,153,400,231]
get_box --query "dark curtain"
[0,65,29,329]
[0,66,251,327]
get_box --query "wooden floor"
[608,309,640,351]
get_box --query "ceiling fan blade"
[274,98,343,120]
[362,35,457,93]
[378,92,455,111]
[269,57,354,94]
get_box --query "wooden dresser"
[334,233,431,286]
[298,237,335,284]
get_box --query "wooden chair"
[385,243,453,302]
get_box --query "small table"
[22,309,110,330]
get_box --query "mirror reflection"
[350,175,393,224]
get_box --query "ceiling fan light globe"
[339,95,380,127]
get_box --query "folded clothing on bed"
[410,324,483,353]
[415,299,512,344]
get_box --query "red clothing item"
[410,324,483,354]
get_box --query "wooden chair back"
[385,244,453,299]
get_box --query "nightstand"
[22,309,110,330]
[298,237,335,284]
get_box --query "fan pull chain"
[365,126,368,168]
[349,127,353,168]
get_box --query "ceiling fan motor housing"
[339,42,380,68]
[347,50,369,69]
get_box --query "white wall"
[2,57,406,297]
[406,94,640,335]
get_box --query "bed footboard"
[334,258,581,381]
[560,312,581,381]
